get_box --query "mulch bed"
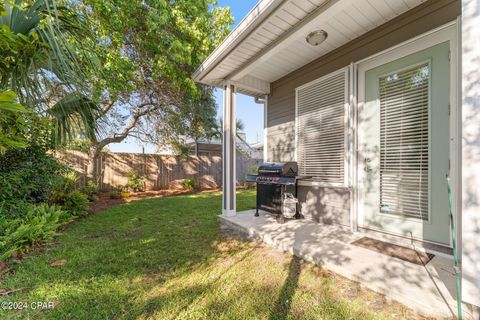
[89,188,220,213]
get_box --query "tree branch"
[94,102,157,149]
[101,100,115,115]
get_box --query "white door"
[358,40,452,245]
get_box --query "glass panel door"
[359,41,451,245]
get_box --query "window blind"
[379,63,430,221]
[296,70,347,184]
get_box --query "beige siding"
[267,0,460,224]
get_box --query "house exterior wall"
[266,0,460,224]
[297,186,350,224]
[461,0,480,308]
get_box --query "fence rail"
[56,151,223,191]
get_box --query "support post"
[461,0,480,308]
[222,84,236,216]
[263,95,268,162]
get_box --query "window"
[379,62,430,221]
[296,68,348,185]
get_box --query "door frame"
[353,21,460,247]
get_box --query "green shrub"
[49,171,93,211]
[182,178,196,190]
[83,182,99,201]
[61,171,78,193]
[48,189,65,205]
[126,170,144,192]
[0,204,69,261]
[0,146,66,218]
[62,139,91,153]
[62,191,89,216]
[0,199,32,219]
[109,188,121,199]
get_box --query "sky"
[109,0,263,153]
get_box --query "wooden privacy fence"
[57,150,222,191]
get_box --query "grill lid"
[258,162,298,177]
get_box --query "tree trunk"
[87,145,103,187]
[87,135,128,188]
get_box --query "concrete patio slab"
[220,210,472,319]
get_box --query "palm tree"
[0,90,29,151]
[0,0,100,143]
[212,117,245,139]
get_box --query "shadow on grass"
[0,190,410,320]
[269,256,302,320]
[0,191,257,319]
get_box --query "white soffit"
[193,0,426,96]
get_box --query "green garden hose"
[447,176,462,320]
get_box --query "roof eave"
[192,0,285,84]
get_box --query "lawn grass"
[0,190,420,319]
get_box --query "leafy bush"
[0,146,66,218]
[0,112,85,260]
[182,178,196,190]
[48,170,78,204]
[0,90,29,151]
[61,171,78,193]
[0,199,32,219]
[48,189,66,206]
[109,188,121,199]
[126,170,144,192]
[83,182,99,201]
[62,191,90,217]
[49,171,92,214]
[0,204,69,261]
[62,139,91,153]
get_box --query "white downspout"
[255,95,268,162]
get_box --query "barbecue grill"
[246,162,310,220]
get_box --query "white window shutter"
[296,69,348,184]
[379,63,430,221]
